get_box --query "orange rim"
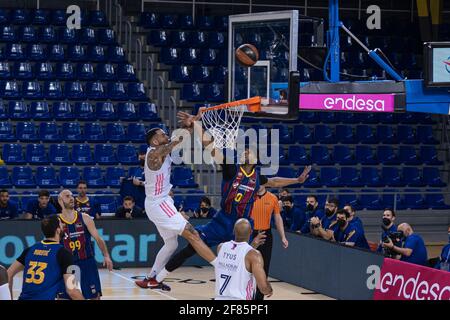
[200,96,261,113]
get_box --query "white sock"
[0,284,11,300]
[149,236,178,280]
[156,268,170,283]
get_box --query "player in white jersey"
[135,128,217,291]
[0,265,11,300]
[215,219,273,300]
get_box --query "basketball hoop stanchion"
[199,96,261,149]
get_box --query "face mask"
[283,206,291,212]
[139,159,145,167]
[337,219,346,228]
[200,207,209,213]
[325,208,334,217]
[382,218,391,226]
[306,204,314,211]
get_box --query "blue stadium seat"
[1,26,17,42]
[138,102,158,121]
[2,144,25,164]
[51,9,66,25]
[423,167,446,187]
[98,28,115,45]
[65,81,85,100]
[0,9,9,25]
[56,62,75,80]
[215,16,228,31]
[117,144,138,164]
[318,112,339,123]
[84,122,105,142]
[94,144,116,164]
[2,80,21,99]
[293,125,314,143]
[139,12,160,28]
[355,145,377,165]
[36,166,58,188]
[360,189,383,210]
[43,81,63,99]
[0,62,11,79]
[417,126,438,144]
[53,101,74,120]
[5,43,24,61]
[161,14,178,29]
[39,122,61,142]
[192,66,211,83]
[171,167,198,188]
[148,30,171,47]
[22,80,42,99]
[170,65,192,83]
[12,166,35,188]
[340,167,363,187]
[67,45,87,61]
[32,9,50,25]
[83,167,105,188]
[183,193,206,212]
[89,45,106,62]
[49,144,70,164]
[201,49,220,65]
[382,167,403,187]
[108,82,127,100]
[26,144,48,164]
[377,146,400,165]
[212,66,227,83]
[320,167,341,187]
[333,145,356,165]
[181,83,205,101]
[8,100,29,119]
[337,189,359,209]
[397,125,417,144]
[80,27,96,44]
[398,146,421,165]
[72,144,94,165]
[59,167,80,188]
[30,101,50,120]
[128,82,147,101]
[0,101,7,119]
[96,102,117,121]
[272,124,293,144]
[106,123,126,142]
[196,16,214,30]
[62,123,84,142]
[275,167,297,179]
[128,167,143,178]
[77,63,95,80]
[86,81,106,100]
[74,101,94,120]
[16,122,38,141]
[108,45,126,62]
[285,146,309,165]
[160,48,180,64]
[96,196,117,213]
[314,125,335,144]
[191,31,208,48]
[90,10,108,27]
[179,14,194,29]
[299,112,319,123]
[356,125,376,144]
[182,48,201,65]
[118,64,137,81]
[0,121,16,141]
[36,62,54,80]
[105,167,125,187]
[335,125,355,144]
[420,146,442,165]
[403,167,425,187]
[205,83,224,102]
[60,27,77,44]
[209,32,226,49]
[39,26,57,43]
[48,44,65,61]
[376,125,396,144]
[311,146,332,165]
[20,26,37,42]
[403,189,427,209]
[361,167,382,187]
[336,111,358,124]
[425,189,450,209]
[117,102,137,121]
[303,168,321,188]
[97,63,116,80]
[0,166,11,188]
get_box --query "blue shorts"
[58,257,102,299]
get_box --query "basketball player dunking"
[135,128,217,290]
[148,111,311,291]
[215,218,273,300]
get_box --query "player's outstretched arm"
[147,136,184,171]
[82,213,113,271]
[264,165,311,188]
[6,261,24,300]
[247,250,273,297]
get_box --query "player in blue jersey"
[58,189,113,299]
[142,111,311,290]
[6,215,84,300]
[74,180,101,219]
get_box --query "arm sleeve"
[57,248,75,275]
[16,248,30,266]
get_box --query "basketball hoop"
[199,96,261,149]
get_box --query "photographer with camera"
[377,209,398,253]
[115,196,145,219]
[382,223,428,266]
[435,226,450,272]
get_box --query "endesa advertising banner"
[299,93,396,112]
[373,258,450,300]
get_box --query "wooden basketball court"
[11,266,333,300]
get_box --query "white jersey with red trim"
[144,146,173,201]
[215,240,256,300]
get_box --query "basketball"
[235,44,259,67]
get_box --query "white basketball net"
[201,104,247,149]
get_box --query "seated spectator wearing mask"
[377,209,397,253]
[435,226,450,272]
[193,197,216,219]
[0,189,19,220]
[278,188,291,211]
[281,196,305,231]
[343,204,369,246]
[300,195,324,234]
[382,223,428,266]
[331,209,370,249]
[24,190,57,220]
[310,198,339,240]
[115,196,145,219]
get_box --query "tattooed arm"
[147,136,184,171]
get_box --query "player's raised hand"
[177,111,201,128]
[297,165,312,183]
[251,231,267,249]
[104,256,113,271]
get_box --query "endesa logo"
[300,93,395,113]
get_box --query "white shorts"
[145,197,187,240]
